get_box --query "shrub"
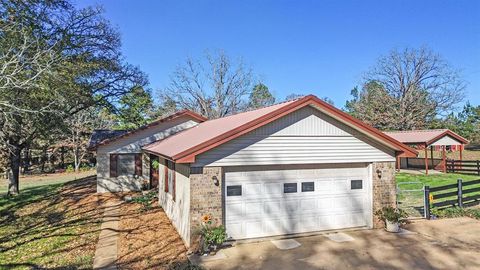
[199,214,227,253]
[432,207,480,219]
[65,165,74,173]
[374,206,408,224]
[131,191,157,211]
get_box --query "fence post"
[477,160,480,176]
[457,178,463,208]
[424,186,431,219]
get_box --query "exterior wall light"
[212,175,219,186]
[376,169,382,179]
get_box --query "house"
[385,129,468,174]
[87,110,207,192]
[89,95,417,247]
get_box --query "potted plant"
[199,214,227,255]
[374,206,408,233]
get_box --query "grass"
[0,175,104,269]
[396,172,480,218]
[0,170,95,194]
[396,172,479,188]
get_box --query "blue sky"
[75,0,480,109]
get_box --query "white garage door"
[224,164,372,239]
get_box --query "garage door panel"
[264,182,282,196]
[300,198,317,211]
[245,201,263,215]
[264,200,282,214]
[226,202,244,219]
[244,183,263,197]
[225,165,372,239]
[245,220,263,237]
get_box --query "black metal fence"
[446,160,480,175]
[424,178,480,219]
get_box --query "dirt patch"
[117,201,188,269]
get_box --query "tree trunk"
[8,144,22,195]
[40,147,47,173]
[74,146,80,172]
[22,146,30,174]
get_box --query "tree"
[430,103,480,144]
[62,107,114,172]
[0,0,147,195]
[114,86,157,129]
[163,50,254,119]
[284,93,304,101]
[346,47,466,130]
[345,82,397,130]
[248,83,275,109]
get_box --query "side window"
[301,182,315,192]
[227,185,242,196]
[283,183,297,193]
[351,180,363,190]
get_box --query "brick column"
[372,162,396,228]
[189,167,223,248]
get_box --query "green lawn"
[396,172,479,188]
[0,170,95,194]
[0,174,103,269]
[396,172,480,218]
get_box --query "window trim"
[351,179,363,190]
[164,160,176,201]
[283,183,297,193]
[301,181,315,192]
[226,185,242,196]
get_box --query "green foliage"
[131,191,157,211]
[65,165,74,173]
[431,207,480,219]
[249,83,275,109]
[151,159,160,170]
[201,225,227,251]
[429,103,480,144]
[115,86,158,129]
[345,47,465,131]
[375,206,408,223]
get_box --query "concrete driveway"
[193,217,480,270]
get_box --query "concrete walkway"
[93,200,122,270]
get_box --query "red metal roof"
[88,110,207,150]
[384,129,468,145]
[143,95,418,162]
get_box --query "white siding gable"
[193,106,395,167]
[430,135,463,146]
[97,116,200,154]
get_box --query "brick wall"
[189,167,223,247]
[372,161,396,228]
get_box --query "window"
[302,182,315,192]
[109,154,142,177]
[284,183,297,193]
[351,180,363,190]
[165,160,175,200]
[227,185,242,196]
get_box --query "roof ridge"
[385,129,448,133]
[207,95,306,120]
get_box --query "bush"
[199,214,227,253]
[374,206,408,224]
[131,191,157,211]
[432,207,480,219]
[65,165,74,173]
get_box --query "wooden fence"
[446,160,480,175]
[424,178,480,219]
